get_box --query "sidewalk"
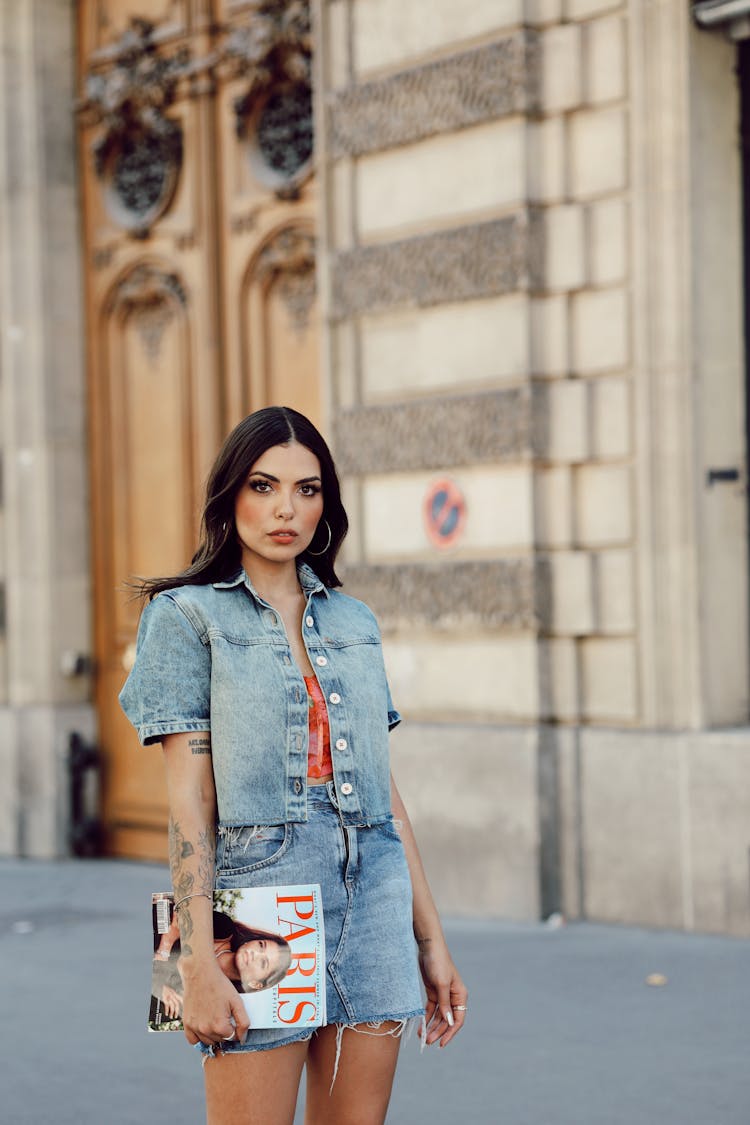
[1,858,748,1124]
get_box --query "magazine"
[148,884,326,1033]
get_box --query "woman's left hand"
[418,937,468,1048]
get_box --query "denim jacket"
[118,563,400,828]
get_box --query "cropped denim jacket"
[118,563,400,829]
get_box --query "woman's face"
[236,937,287,990]
[234,442,324,570]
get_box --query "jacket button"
[340,782,353,796]
[316,656,327,667]
[294,779,302,794]
[305,615,314,627]
[329,693,341,704]
[335,738,347,751]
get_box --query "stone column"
[0,0,95,857]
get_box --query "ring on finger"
[221,1032,235,1041]
[453,1004,467,1011]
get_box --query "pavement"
[1,858,748,1125]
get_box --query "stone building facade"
[0,0,748,936]
[312,0,750,937]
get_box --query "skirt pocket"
[216,824,290,877]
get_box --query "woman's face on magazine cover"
[234,442,324,569]
[237,937,285,990]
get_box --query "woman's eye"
[300,484,321,497]
[250,480,272,493]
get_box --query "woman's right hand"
[161,984,183,1020]
[179,959,251,1047]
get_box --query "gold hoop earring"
[308,519,332,556]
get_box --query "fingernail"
[445,1010,454,1027]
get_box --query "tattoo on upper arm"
[188,736,211,755]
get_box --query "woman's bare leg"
[304,1022,402,1125]
[204,1039,309,1125]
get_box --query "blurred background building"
[0,0,748,936]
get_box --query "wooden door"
[215,2,320,429]
[78,1,319,859]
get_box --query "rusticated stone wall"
[317,0,750,939]
[333,389,532,473]
[328,34,540,157]
[331,213,541,318]
[322,0,636,728]
[341,558,545,632]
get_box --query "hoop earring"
[307,519,332,556]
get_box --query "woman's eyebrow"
[248,471,321,485]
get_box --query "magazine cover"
[148,884,326,1034]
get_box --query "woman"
[152,911,292,1021]
[120,406,467,1125]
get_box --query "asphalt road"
[1,858,748,1124]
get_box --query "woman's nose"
[275,493,295,518]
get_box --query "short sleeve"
[386,677,401,731]
[361,600,402,732]
[119,593,211,746]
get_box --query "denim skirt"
[197,781,424,1057]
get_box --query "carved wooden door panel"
[215,2,320,430]
[78,2,318,860]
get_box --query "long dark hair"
[227,919,291,993]
[138,406,348,598]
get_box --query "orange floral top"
[304,675,333,779]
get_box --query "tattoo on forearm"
[168,819,194,898]
[197,826,216,895]
[188,736,211,755]
[178,906,194,956]
[167,815,215,960]
[169,818,194,863]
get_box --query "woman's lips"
[269,531,298,541]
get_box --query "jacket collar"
[212,561,329,599]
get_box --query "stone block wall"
[315,0,750,934]
[321,0,635,733]
[314,0,636,920]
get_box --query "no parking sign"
[423,478,466,549]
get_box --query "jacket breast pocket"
[216,824,290,876]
